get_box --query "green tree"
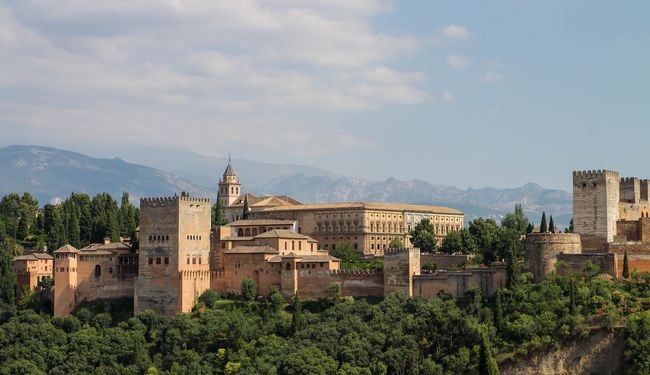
[268,286,285,313]
[526,223,534,234]
[0,241,17,306]
[410,218,437,253]
[569,278,576,316]
[623,251,630,279]
[213,192,229,226]
[459,228,478,253]
[242,196,250,220]
[540,212,547,233]
[440,231,463,254]
[548,215,555,233]
[388,237,404,249]
[291,295,304,334]
[65,199,81,248]
[330,241,360,262]
[44,204,67,252]
[501,203,529,235]
[494,290,504,333]
[198,290,221,309]
[478,328,499,375]
[0,193,21,238]
[240,278,257,301]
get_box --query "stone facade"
[53,240,137,316]
[384,248,421,297]
[413,264,506,299]
[13,251,53,301]
[134,196,211,316]
[216,161,464,256]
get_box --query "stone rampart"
[556,253,617,278]
[413,264,506,299]
[525,233,582,281]
[420,253,471,270]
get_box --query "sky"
[1,0,649,191]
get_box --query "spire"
[223,155,237,178]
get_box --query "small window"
[221,243,226,249]
[108,267,113,274]
[156,257,161,264]
[164,257,169,265]
[192,258,196,264]
[148,258,153,265]
[198,257,202,264]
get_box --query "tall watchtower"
[218,156,241,207]
[53,245,79,316]
[573,170,620,243]
[135,196,212,316]
[384,248,420,297]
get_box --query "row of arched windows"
[149,234,169,241]
[186,235,202,240]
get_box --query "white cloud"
[443,91,455,103]
[441,24,472,40]
[446,54,471,70]
[483,72,503,84]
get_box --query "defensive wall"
[413,263,506,299]
[420,253,472,270]
[525,233,582,281]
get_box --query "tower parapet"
[525,233,581,281]
[384,247,420,297]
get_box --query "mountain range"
[0,145,572,226]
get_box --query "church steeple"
[218,156,241,207]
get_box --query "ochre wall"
[413,265,506,299]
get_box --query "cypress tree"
[623,251,630,278]
[506,247,519,289]
[548,215,556,233]
[242,196,250,220]
[213,192,228,226]
[540,212,548,233]
[0,241,17,306]
[291,295,304,334]
[478,327,499,375]
[494,291,504,333]
[526,223,534,234]
[569,278,576,315]
[68,202,81,248]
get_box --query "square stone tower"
[384,248,420,297]
[573,170,620,243]
[135,196,212,316]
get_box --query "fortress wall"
[413,265,506,299]
[525,233,582,281]
[616,221,640,242]
[420,254,471,270]
[556,253,617,278]
[296,269,384,299]
[608,243,650,275]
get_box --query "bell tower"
[218,155,241,207]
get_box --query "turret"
[53,245,79,316]
[218,156,241,207]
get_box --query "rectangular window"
[198,257,202,264]
[187,258,190,265]
[192,258,196,264]
[148,258,153,265]
[109,267,113,274]
[221,243,226,249]
[164,257,169,265]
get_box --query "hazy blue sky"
[1,0,648,191]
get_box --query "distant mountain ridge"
[0,145,572,226]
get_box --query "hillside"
[0,145,572,225]
[0,145,211,204]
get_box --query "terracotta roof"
[224,246,279,254]
[260,201,463,215]
[298,254,340,262]
[54,245,80,253]
[230,192,302,208]
[80,241,131,252]
[31,253,54,260]
[227,219,296,227]
[254,229,314,240]
[281,252,301,258]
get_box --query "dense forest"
[0,195,649,374]
[0,192,138,254]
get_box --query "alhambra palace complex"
[13,164,650,317]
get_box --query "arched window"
[94,265,101,278]
[238,228,244,237]
[244,228,251,236]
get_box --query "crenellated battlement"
[384,247,420,255]
[329,269,383,276]
[621,177,640,184]
[140,196,211,207]
[572,169,618,182]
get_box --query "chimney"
[103,237,110,245]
